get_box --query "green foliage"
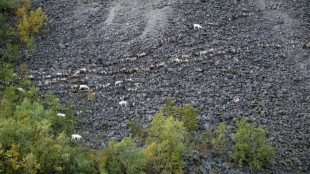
[0,118,18,149]
[15,98,46,123]
[1,79,36,109]
[144,112,192,173]
[0,0,20,9]
[101,137,147,174]
[34,133,68,173]
[161,99,199,131]
[0,62,14,82]
[2,143,23,173]
[210,122,227,154]
[3,43,20,62]
[0,74,96,174]
[26,35,35,54]
[31,132,97,174]
[128,120,144,137]
[17,5,47,43]
[3,85,19,103]
[15,0,47,52]
[230,117,276,170]
[19,77,32,88]
[22,153,40,174]
[0,14,8,40]
[42,92,75,134]
[0,98,13,118]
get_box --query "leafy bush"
[128,120,144,137]
[211,122,227,154]
[0,93,96,174]
[0,98,13,118]
[0,62,14,82]
[17,6,47,42]
[230,117,276,170]
[0,0,20,10]
[101,137,147,174]
[15,98,46,123]
[3,43,21,62]
[0,14,8,40]
[144,112,192,173]
[15,0,30,16]
[33,132,97,174]
[21,153,40,174]
[16,0,47,51]
[0,73,98,174]
[42,92,75,134]
[161,99,199,131]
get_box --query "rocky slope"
[25,0,309,173]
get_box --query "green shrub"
[21,153,40,174]
[211,122,227,154]
[34,133,71,173]
[128,120,144,137]
[101,137,147,174]
[3,43,20,62]
[17,5,47,42]
[15,98,46,123]
[144,112,192,173]
[230,117,276,170]
[0,14,8,40]
[0,62,14,82]
[2,85,19,104]
[161,99,199,131]
[0,0,20,10]
[0,98,13,118]
[16,0,47,52]
[42,92,75,134]
[0,118,18,149]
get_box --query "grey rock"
[223,113,230,120]
[199,167,208,174]
[121,123,127,127]
[196,67,203,72]
[167,68,174,72]
[193,154,200,161]
[108,131,115,137]
[204,123,210,129]
[59,43,66,49]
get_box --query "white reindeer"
[71,134,82,141]
[79,85,90,90]
[115,80,123,87]
[79,67,87,73]
[119,96,128,108]
[193,24,202,29]
[57,113,66,117]
[17,88,25,92]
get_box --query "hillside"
[1,0,309,173]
